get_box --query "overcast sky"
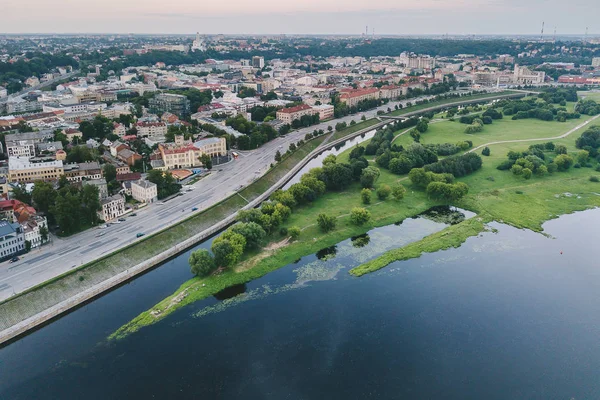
[3,0,598,35]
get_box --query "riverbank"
[0,91,527,345]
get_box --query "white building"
[0,220,25,260]
[99,195,126,222]
[131,180,158,203]
[311,104,335,121]
[0,88,7,99]
[592,57,600,67]
[22,216,48,249]
[136,122,168,140]
[192,32,206,52]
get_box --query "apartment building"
[63,162,103,182]
[0,220,25,260]
[149,93,190,117]
[339,88,380,107]
[593,57,600,68]
[156,137,226,169]
[311,104,335,121]
[22,215,48,249]
[8,157,64,184]
[4,132,40,158]
[136,122,168,139]
[276,104,315,124]
[99,194,126,222]
[379,85,403,100]
[131,180,158,203]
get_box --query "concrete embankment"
[0,91,525,345]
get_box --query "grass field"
[579,90,600,102]
[393,103,582,150]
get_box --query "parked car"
[130,213,137,217]
[136,233,145,238]
[10,256,19,263]
[191,207,198,212]
[118,218,126,222]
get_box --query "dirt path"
[468,114,600,154]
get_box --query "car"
[118,218,126,222]
[136,233,145,238]
[130,213,137,217]
[10,256,19,263]
[97,232,106,237]
[98,224,109,229]
[191,207,198,212]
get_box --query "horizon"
[3,0,598,36]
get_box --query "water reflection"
[316,245,337,260]
[213,284,247,301]
[351,234,371,248]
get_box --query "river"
[1,207,600,399]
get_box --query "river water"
[2,207,600,399]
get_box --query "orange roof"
[170,169,193,180]
[339,88,380,99]
[278,104,312,114]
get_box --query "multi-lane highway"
[0,91,499,301]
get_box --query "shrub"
[555,144,568,155]
[515,190,524,194]
[426,181,469,202]
[486,176,495,181]
[361,188,372,204]
[317,214,336,232]
[392,185,406,200]
[350,207,371,226]
[497,159,516,170]
[574,163,581,168]
[554,154,574,171]
[376,185,391,200]
[288,226,301,240]
[482,116,493,125]
[590,176,600,182]
[482,147,491,156]
[522,168,533,179]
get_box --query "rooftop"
[9,157,63,170]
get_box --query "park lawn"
[394,107,589,150]
[579,91,600,102]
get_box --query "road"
[1,70,81,104]
[0,90,503,302]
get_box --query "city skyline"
[3,0,598,35]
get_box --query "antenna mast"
[540,21,545,41]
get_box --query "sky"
[2,0,598,35]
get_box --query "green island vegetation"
[111,90,600,341]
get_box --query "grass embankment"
[0,136,326,333]
[329,119,381,141]
[349,216,489,276]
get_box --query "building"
[379,85,403,100]
[117,148,143,167]
[191,32,206,52]
[276,104,316,124]
[400,53,436,70]
[113,123,127,137]
[8,157,64,184]
[4,132,40,158]
[22,215,47,249]
[84,179,109,200]
[513,65,545,85]
[156,137,226,169]
[63,128,83,142]
[311,104,335,121]
[0,88,7,99]
[63,162,103,182]
[99,194,126,222]
[131,180,158,203]
[592,57,600,68]
[149,93,190,117]
[252,56,265,69]
[339,88,380,107]
[0,220,25,260]
[136,122,167,139]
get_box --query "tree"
[482,147,491,156]
[350,207,371,226]
[80,185,101,226]
[392,184,406,200]
[288,226,301,240]
[39,225,49,244]
[577,150,589,165]
[361,188,372,204]
[230,222,266,249]
[377,184,391,200]
[211,232,246,267]
[199,154,213,170]
[189,249,216,277]
[327,126,333,132]
[554,154,574,171]
[25,240,31,253]
[274,150,282,162]
[103,164,117,183]
[522,168,533,180]
[511,164,524,175]
[317,214,336,233]
[360,166,381,188]
[554,144,568,155]
[11,184,32,204]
